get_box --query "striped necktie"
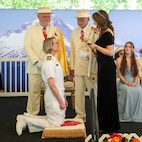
[43,27,47,39]
[81,30,84,41]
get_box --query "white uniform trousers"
[23,115,50,133]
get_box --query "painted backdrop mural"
[0,9,142,59]
[109,10,142,57]
[0,9,142,92]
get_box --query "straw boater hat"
[115,47,124,55]
[75,10,90,18]
[37,7,53,14]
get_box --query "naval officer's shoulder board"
[46,56,52,60]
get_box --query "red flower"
[108,133,122,140]
[131,137,140,142]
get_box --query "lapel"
[48,24,57,38]
[37,24,45,41]
[79,25,92,49]
[84,25,92,40]
[74,29,83,48]
[37,24,57,41]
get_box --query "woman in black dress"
[89,10,120,133]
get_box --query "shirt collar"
[80,24,89,33]
[39,23,49,30]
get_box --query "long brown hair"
[120,41,138,77]
[92,10,114,36]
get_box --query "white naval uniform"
[26,54,66,133]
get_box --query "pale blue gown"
[117,67,142,122]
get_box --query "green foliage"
[137,0,142,9]
[0,0,141,11]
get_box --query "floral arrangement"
[100,133,141,142]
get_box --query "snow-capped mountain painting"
[0,9,142,58]
[0,12,73,58]
[0,9,75,91]
[110,10,142,57]
[0,9,142,92]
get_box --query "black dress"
[96,32,120,132]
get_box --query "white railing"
[0,58,29,96]
[0,58,90,97]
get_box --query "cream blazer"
[70,25,98,78]
[24,24,68,75]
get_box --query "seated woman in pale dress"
[116,41,142,122]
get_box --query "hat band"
[38,9,52,14]
[76,14,90,17]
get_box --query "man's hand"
[70,69,74,78]
[60,102,66,109]
[35,61,43,69]
[65,98,68,107]
[91,27,99,35]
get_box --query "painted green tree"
[0,0,141,11]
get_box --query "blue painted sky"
[0,9,97,35]
[0,9,142,52]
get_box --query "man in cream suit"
[24,7,68,115]
[70,10,98,122]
